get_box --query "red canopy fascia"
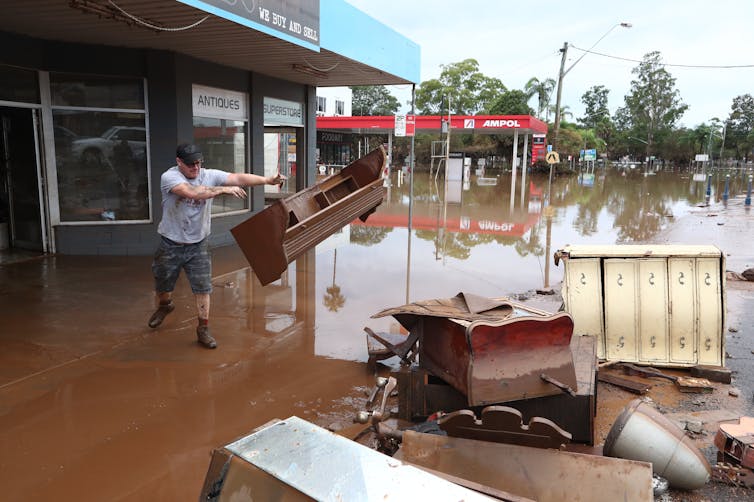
[316,115,548,135]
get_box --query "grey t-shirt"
[157,166,230,243]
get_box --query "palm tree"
[323,249,345,312]
[525,77,556,121]
[548,104,573,122]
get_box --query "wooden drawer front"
[696,258,722,365]
[604,259,638,362]
[638,259,669,363]
[668,258,697,363]
[564,258,605,358]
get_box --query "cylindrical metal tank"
[603,399,710,490]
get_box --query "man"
[148,143,285,348]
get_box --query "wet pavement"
[1,167,753,500]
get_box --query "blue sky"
[345,0,754,128]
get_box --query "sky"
[345,0,754,128]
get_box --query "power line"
[569,45,754,69]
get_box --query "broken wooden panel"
[714,416,754,469]
[231,147,386,286]
[400,430,654,502]
[396,334,598,445]
[437,406,572,449]
[420,312,577,406]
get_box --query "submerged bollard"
[723,174,730,202]
[746,174,752,206]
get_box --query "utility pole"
[552,42,568,150]
[552,23,631,151]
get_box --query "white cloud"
[346,0,754,127]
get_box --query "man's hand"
[267,173,287,185]
[225,186,247,199]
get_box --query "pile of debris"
[199,291,752,500]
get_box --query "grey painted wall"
[0,31,315,256]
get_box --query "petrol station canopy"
[317,115,548,136]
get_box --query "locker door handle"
[648,272,655,285]
[705,272,711,286]
[618,336,625,348]
[580,272,586,285]
[617,273,623,286]
[678,272,685,285]
[650,336,656,348]
[680,336,686,349]
[705,338,712,350]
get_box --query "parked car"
[71,126,146,165]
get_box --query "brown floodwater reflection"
[264,165,748,363]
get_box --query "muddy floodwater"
[1,165,752,501]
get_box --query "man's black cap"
[176,143,203,164]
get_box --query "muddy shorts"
[152,236,212,294]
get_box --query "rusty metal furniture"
[231,147,387,285]
[396,334,598,445]
[374,294,578,407]
[715,416,754,469]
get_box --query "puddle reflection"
[249,167,747,363]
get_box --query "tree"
[415,59,506,115]
[487,89,534,115]
[524,77,556,120]
[619,51,688,156]
[579,85,610,129]
[726,94,754,161]
[350,85,400,116]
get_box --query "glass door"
[264,127,297,197]
[0,106,46,251]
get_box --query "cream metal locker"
[563,257,605,358]
[557,244,725,367]
[604,259,638,362]
[696,258,723,365]
[667,258,697,364]
[638,259,669,363]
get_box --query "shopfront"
[0,0,419,257]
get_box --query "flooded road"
[1,165,751,500]
[308,166,746,362]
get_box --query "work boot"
[148,301,175,328]
[196,325,217,349]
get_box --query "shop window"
[51,73,149,223]
[0,64,39,103]
[192,117,248,214]
[51,73,144,109]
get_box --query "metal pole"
[406,85,416,304]
[510,129,518,213]
[520,133,529,208]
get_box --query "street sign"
[547,144,553,153]
[546,151,560,164]
[406,115,415,137]
[394,115,406,137]
[580,149,597,161]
